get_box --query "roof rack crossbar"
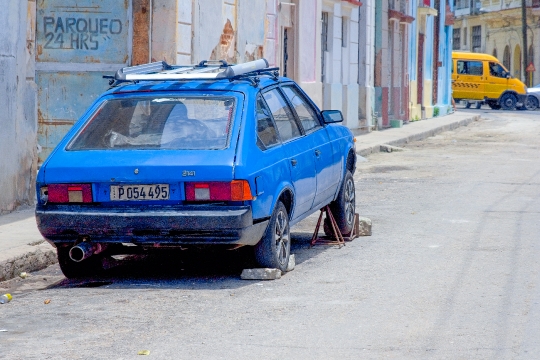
[110,58,276,84]
[160,66,196,74]
[121,61,170,75]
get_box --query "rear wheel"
[465,101,471,109]
[475,101,482,109]
[254,201,290,272]
[57,245,104,279]
[324,171,356,237]
[500,93,517,110]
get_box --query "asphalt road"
[1,109,540,359]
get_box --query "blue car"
[35,59,357,278]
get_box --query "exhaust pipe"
[69,242,105,262]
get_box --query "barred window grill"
[472,26,481,51]
[400,0,407,13]
[321,12,329,83]
[454,0,468,9]
[453,29,461,50]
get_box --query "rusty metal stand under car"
[310,206,360,247]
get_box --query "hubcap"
[274,210,290,266]
[344,179,355,226]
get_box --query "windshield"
[68,96,235,150]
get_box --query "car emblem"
[134,168,139,174]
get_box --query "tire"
[475,101,482,109]
[465,101,471,109]
[499,93,517,110]
[324,171,356,237]
[57,245,104,279]
[487,101,501,110]
[254,201,290,272]
[524,95,539,110]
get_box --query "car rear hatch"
[41,91,244,205]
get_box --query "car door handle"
[291,159,297,166]
[315,149,321,157]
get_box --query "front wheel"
[254,201,290,272]
[324,171,356,237]
[524,95,539,110]
[499,93,517,110]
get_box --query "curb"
[356,115,480,157]
[0,243,57,282]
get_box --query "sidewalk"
[0,111,480,281]
[354,111,480,156]
[0,207,56,281]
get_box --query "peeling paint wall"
[151,0,177,63]
[0,0,38,213]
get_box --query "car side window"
[262,88,301,142]
[489,62,508,78]
[457,60,483,76]
[281,85,321,132]
[256,94,280,150]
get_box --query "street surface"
[1,109,540,359]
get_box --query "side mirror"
[321,110,344,124]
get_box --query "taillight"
[185,180,253,201]
[47,184,93,203]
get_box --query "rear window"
[68,96,235,150]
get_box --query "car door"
[454,60,484,100]
[262,88,316,219]
[280,84,338,208]
[485,61,510,99]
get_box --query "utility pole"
[522,0,528,84]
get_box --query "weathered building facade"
[0,1,38,214]
[409,0,453,120]
[1,0,455,213]
[453,0,540,87]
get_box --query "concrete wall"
[0,1,38,214]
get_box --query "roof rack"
[104,58,279,86]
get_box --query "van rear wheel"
[500,93,517,110]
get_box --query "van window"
[457,60,483,76]
[489,62,509,78]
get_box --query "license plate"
[110,184,170,201]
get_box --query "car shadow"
[49,227,336,291]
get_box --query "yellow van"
[452,52,527,110]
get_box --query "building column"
[296,0,323,108]
[359,0,375,130]
[322,3,344,112]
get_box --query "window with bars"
[453,0,468,9]
[342,17,347,48]
[321,12,329,83]
[453,29,461,50]
[472,26,481,51]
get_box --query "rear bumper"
[36,205,268,246]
